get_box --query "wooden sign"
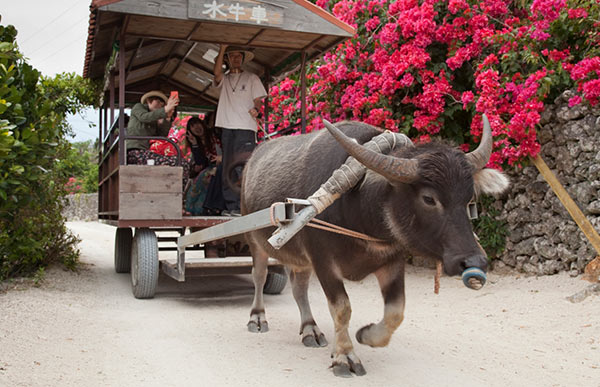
[189,0,283,26]
[119,165,182,220]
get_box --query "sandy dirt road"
[0,221,599,386]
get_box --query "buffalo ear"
[473,168,510,196]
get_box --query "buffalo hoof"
[302,333,327,348]
[332,363,353,378]
[247,315,269,333]
[356,323,391,347]
[301,325,328,347]
[355,323,374,345]
[331,355,366,377]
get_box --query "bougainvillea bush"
[265,0,600,168]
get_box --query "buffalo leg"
[247,249,269,333]
[314,267,366,377]
[356,261,405,347]
[290,268,328,347]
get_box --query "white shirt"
[214,71,267,131]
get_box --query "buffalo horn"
[322,119,418,183]
[465,114,493,170]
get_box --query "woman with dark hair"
[184,115,225,216]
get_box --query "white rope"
[307,187,340,214]
[372,141,383,154]
[307,131,414,214]
[342,164,360,182]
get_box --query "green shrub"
[61,139,99,194]
[0,24,97,280]
[473,196,509,260]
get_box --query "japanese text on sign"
[190,1,283,26]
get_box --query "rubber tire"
[263,271,287,294]
[114,228,133,273]
[131,228,159,299]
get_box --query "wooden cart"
[83,0,354,298]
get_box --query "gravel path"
[1,221,599,386]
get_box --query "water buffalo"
[241,116,509,377]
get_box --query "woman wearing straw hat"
[213,44,267,216]
[126,90,192,192]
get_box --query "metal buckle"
[467,201,478,220]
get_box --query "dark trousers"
[204,163,226,212]
[220,128,256,211]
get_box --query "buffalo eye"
[422,195,436,206]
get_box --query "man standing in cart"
[213,44,267,216]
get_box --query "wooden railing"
[97,114,184,222]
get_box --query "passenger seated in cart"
[184,116,226,216]
[126,90,192,190]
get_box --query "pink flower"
[568,95,582,107]
[480,0,509,17]
[264,0,597,166]
[280,78,295,92]
[334,64,348,80]
[569,57,600,80]
[482,54,499,67]
[582,79,600,106]
[529,0,567,40]
[379,22,399,45]
[316,0,329,9]
[542,49,570,62]
[530,0,567,22]
[417,134,431,143]
[365,15,380,31]
[461,91,474,109]
[448,0,468,14]
[399,73,414,87]
[568,8,588,19]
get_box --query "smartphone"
[170,91,179,99]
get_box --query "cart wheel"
[131,228,159,299]
[114,227,133,273]
[263,271,287,294]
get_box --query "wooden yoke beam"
[531,154,600,255]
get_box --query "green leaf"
[11,165,24,174]
[14,116,26,125]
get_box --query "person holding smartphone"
[213,45,267,216]
[126,90,192,192]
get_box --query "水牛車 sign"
[189,0,283,26]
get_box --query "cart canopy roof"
[84,0,354,110]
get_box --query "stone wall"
[493,91,600,276]
[63,193,98,221]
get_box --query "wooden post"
[98,107,103,150]
[102,105,107,143]
[118,28,126,166]
[531,154,600,255]
[263,67,270,136]
[300,50,307,134]
[109,71,115,130]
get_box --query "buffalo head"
[323,115,509,277]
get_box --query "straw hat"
[141,90,168,104]
[225,46,254,64]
